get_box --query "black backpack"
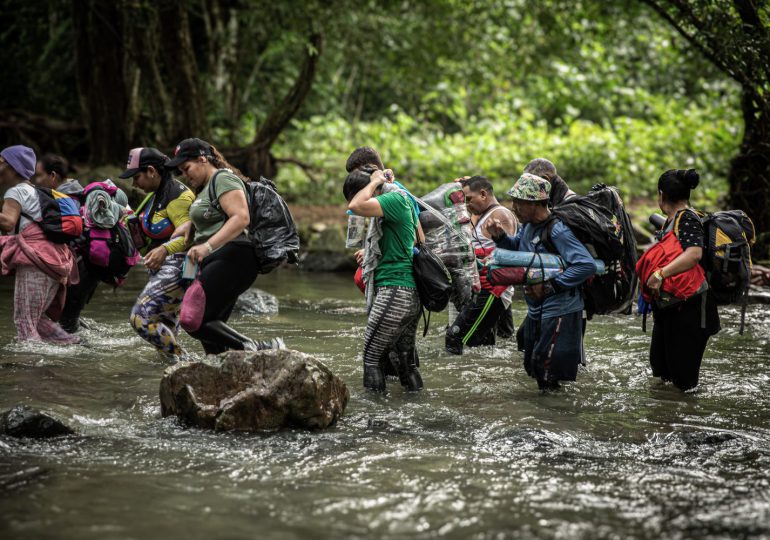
[412,243,453,312]
[208,172,300,274]
[541,184,638,317]
[700,210,754,306]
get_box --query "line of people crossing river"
[1,141,756,395]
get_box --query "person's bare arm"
[482,207,517,239]
[0,199,21,233]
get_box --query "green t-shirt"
[375,191,416,288]
[189,170,247,244]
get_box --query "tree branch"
[274,156,319,183]
[252,31,323,150]
[639,0,749,85]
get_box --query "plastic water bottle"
[346,213,366,249]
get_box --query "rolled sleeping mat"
[491,248,606,275]
[486,265,564,286]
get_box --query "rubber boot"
[195,320,256,351]
[383,351,399,378]
[445,324,463,355]
[363,363,386,392]
[397,350,423,391]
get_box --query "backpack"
[412,243,453,312]
[78,182,139,286]
[700,210,754,305]
[208,172,300,274]
[541,184,638,317]
[20,186,83,243]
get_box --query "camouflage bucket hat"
[507,173,551,201]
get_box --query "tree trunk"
[728,89,770,259]
[241,32,323,180]
[157,0,208,143]
[71,0,130,164]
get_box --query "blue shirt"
[495,219,595,319]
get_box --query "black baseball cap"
[166,138,213,168]
[119,147,169,178]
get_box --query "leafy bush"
[273,96,739,210]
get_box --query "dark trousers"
[181,242,259,354]
[650,292,719,391]
[446,289,511,354]
[59,259,101,333]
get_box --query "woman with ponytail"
[636,168,720,391]
[120,147,195,359]
[168,138,284,354]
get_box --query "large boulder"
[1,405,74,438]
[159,350,349,431]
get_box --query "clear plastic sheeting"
[418,183,480,308]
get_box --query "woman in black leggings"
[169,137,284,354]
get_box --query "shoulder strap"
[206,170,228,211]
[537,215,559,254]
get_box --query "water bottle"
[346,213,366,249]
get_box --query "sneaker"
[249,337,286,351]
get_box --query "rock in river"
[1,405,74,438]
[233,288,279,315]
[159,349,349,431]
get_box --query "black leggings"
[180,241,259,354]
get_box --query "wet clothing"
[130,255,187,357]
[179,241,258,354]
[188,170,246,245]
[648,208,720,391]
[447,205,516,354]
[374,191,417,288]
[446,288,512,353]
[0,221,79,344]
[495,217,593,386]
[363,286,421,369]
[522,310,584,387]
[59,257,100,333]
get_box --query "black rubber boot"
[194,320,256,351]
[445,325,463,355]
[397,350,423,391]
[363,364,386,392]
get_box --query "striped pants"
[363,286,420,369]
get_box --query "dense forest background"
[1,0,768,255]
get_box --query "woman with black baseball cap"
[170,138,284,353]
[120,147,196,359]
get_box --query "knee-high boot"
[397,349,423,391]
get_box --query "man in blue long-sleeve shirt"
[487,173,595,391]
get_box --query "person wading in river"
[171,138,285,354]
[637,168,720,391]
[344,167,422,392]
[446,175,518,354]
[487,173,594,391]
[0,145,80,344]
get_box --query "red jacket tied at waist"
[636,230,705,303]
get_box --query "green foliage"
[273,95,739,209]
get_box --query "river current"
[1,269,769,539]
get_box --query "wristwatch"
[652,269,665,281]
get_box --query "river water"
[1,268,769,539]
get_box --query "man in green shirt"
[344,167,422,392]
